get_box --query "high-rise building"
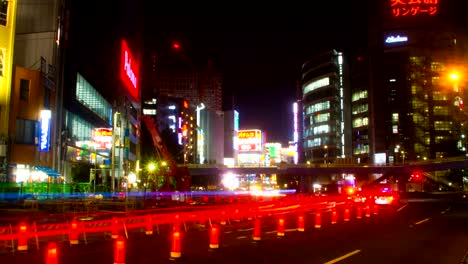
[365,0,467,163]
[300,49,351,164]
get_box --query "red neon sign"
[120,40,139,101]
[390,0,438,17]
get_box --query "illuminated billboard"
[390,0,438,18]
[237,130,262,152]
[120,40,139,102]
[39,110,51,152]
[92,128,112,150]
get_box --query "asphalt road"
[1,200,467,264]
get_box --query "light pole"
[324,145,328,164]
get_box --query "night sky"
[143,10,368,145]
[74,2,368,145]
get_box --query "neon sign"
[385,35,409,44]
[39,110,51,152]
[120,40,139,102]
[390,0,439,17]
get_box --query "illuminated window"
[303,77,329,95]
[313,125,329,135]
[353,117,368,128]
[434,121,451,131]
[352,104,368,115]
[435,136,447,144]
[393,125,398,134]
[75,73,113,123]
[305,101,330,115]
[313,113,330,123]
[392,113,399,122]
[352,90,367,102]
[0,0,7,26]
[142,109,156,115]
[433,106,448,116]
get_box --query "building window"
[0,0,7,26]
[15,118,37,144]
[19,79,30,101]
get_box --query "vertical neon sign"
[120,40,140,102]
[39,110,51,152]
[293,103,299,164]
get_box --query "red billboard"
[120,40,139,102]
[390,0,438,17]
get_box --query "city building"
[223,109,239,166]
[5,0,60,184]
[0,0,17,182]
[366,0,467,164]
[349,52,371,164]
[141,96,196,164]
[300,49,351,164]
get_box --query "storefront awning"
[34,166,61,177]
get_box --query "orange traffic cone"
[46,241,58,264]
[298,214,305,232]
[69,219,79,245]
[331,210,338,224]
[356,206,362,219]
[145,215,153,235]
[366,205,371,218]
[114,236,125,264]
[17,222,28,251]
[277,217,285,237]
[170,231,182,259]
[209,224,219,249]
[253,217,261,241]
[315,212,322,229]
[111,217,119,239]
[344,208,350,222]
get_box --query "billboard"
[389,0,438,18]
[92,128,112,150]
[120,40,139,102]
[237,130,262,152]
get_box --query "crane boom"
[140,115,191,191]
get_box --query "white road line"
[285,228,297,232]
[323,249,361,264]
[236,236,247,239]
[238,228,254,232]
[397,204,408,212]
[265,230,276,234]
[415,218,430,225]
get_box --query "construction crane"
[140,115,191,191]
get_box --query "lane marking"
[236,236,247,239]
[397,204,408,212]
[415,218,430,225]
[323,249,361,264]
[441,206,451,214]
[238,228,254,232]
[224,231,233,234]
[265,230,276,234]
[285,228,297,232]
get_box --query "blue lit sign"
[385,35,408,44]
[39,110,51,152]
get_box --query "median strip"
[415,218,430,225]
[323,249,361,264]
